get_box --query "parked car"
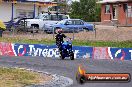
[0,20,6,37]
[4,18,20,31]
[4,17,30,31]
[22,13,70,32]
[0,20,6,30]
[4,17,32,31]
[43,19,94,33]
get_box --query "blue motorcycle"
[59,38,74,60]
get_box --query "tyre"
[46,31,52,34]
[30,25,34,33]
[31,31,33,33]
[10,26,15,32]
[11,26,18,33]
[36,30,39,33]
[83,28,89,32]
[70,52,74,60]
[31,25,39,33]
[60,51,65,60]
[60,54,65,60]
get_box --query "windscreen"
[50,15,68,21]
[35,14,68,21]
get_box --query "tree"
[70,1,82,19]
[49,0,71,13]
[70,0,101,22]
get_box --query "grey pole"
[73,27,75,40]
[53,27,55,39]
[13,23,15,36]
[94,24,96,39]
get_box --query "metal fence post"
[43,24,45,34]
[72,27,75,40]
[53,27,55,39]
[32,26,35,37]
[94,24,96,39]
[24,18,26,32]
[12,23,15,36]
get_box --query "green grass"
[0,37,132,48]
[0,37,55,45]
[0,67,52,87]
[73,40,132,48]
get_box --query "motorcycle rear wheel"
[70,52,74,60]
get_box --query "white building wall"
[14,3,39,18]
[0,2,48,22]
[0,2,12,22]
[41,7,48,12]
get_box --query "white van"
[22,13,70,32]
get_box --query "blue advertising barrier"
[108,47,132,60]
[13,43,93,59]
[0,42,131,60]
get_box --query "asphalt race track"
[0,56,132,87]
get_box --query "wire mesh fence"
[3,24,132,42]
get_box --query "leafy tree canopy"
[70,0,101,22]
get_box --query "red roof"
[97,0,131,4]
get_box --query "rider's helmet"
[57,29,63,34]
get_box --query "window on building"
[18,12,26,18]
[123,4,128,12]
[128,6,132,17]
[28,12,34,18]
[105,5,111,13]
[16,9,34,18]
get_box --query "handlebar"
[64,37,73,43]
